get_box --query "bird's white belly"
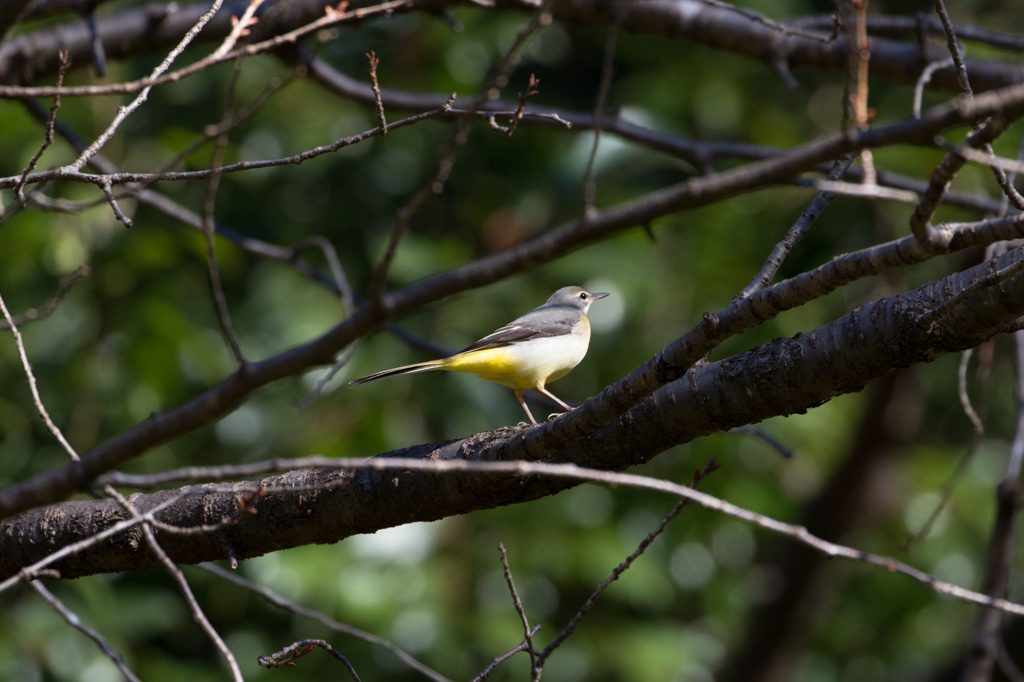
[499,328,590,387]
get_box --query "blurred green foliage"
[2,0,1024,680]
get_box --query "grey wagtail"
[349,286,609,425]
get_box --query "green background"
[2,0,1024,679]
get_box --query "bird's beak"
[593,292,610,300]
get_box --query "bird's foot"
[546,412,568,421]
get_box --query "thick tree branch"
[5,246,1024,579]
[2,83,1024,522]
[4,0,1023,95]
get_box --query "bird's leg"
[515,389,538,425]
[537,385,573,412]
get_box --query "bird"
[349,286,609,425]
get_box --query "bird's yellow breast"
[441,320,591,390]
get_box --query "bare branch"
[258,638,362,680]
[0,265,90,331]
[905,346,988,548]
[0,290,80,462]
[846,0,876,185]
[105,487,243,682]
[0,0,413,100]
[99,179,133,228]
[914,58,954,118]
[8,88,1024,522]
[214,0,265,59]
[582,12,621,221]
[470,624,542,682]
[62,0,225,173]
[14,49,69,206]
[199,563,453,682]
[44,459,1024,618]
[4,102,457,189]
[726,427,794,459]
[366,49,386,134]
[293,342,358,409]
[536,458,720,669]
[201,57,247,368]
[0,491,191,593]
[792,177,920,203]
[366,0,553,304]
[497,543,537,670]
[961,333,1024,682]
[29,581,142,682]
[929,0,1024,212]
[737,154,854,300]
[788,12,1024,53]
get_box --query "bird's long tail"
[348,359,446,387]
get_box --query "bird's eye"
[579,292,587,299]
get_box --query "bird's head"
[546,286,610,313]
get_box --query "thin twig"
[84,8,106,76]
[999,134,1024,218]
[470,625,542,682]
[727,426,794,459]
[582,13,621,221]
[201,57,247,368]
[366,0,554,305]
[215,0,265,59]
[293,342,358,408]
[99,179,133,228]
[905,347,988,548]
[140,67,301,188]
[15,49,69,206]
[914,58,954,118]
[931,0,1024,211]
[29,581,143,682]
[62,0,225,173]
[848,0,876,185]
[366,49,387,134]
[199,563,452,682]
[290,235,355,316]
[0,0,415,100]
[0,265,90,331]
[792,177,919,202]
[257,638,362,679]
[0,291,80,461]
[698,0,839,44]
[934,0,971,97]
[498,543,537,671]
[493,73,540,137]
[105,486,243,682]
[1009,333,1024,479]
[736,154,854,299]
[13,102,455,189]
[536,459,720,670]
[22,457,1024,619]
[939,142,1024,175]
[960,332,1024,682]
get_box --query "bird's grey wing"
[457,315,575,354]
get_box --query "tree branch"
[6,246,1024,578]
[3,82,1024,522]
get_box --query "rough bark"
[3,246,1024,581]
[2,0,1022,92]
